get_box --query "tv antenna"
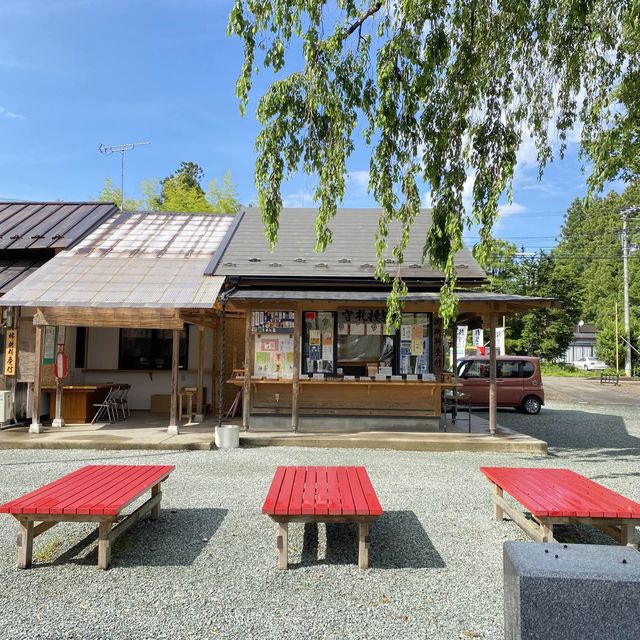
[98,141,150,210]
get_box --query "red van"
[456,356,544,414]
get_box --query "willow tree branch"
[345,2,384,37]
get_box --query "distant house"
[563,323,597,363]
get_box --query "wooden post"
[98,522,111,570]
[493,484,504,520]
[212,313,218,417]
[29,324,43,433]
[291,308,301,432]
[17,520,34,569]
[277,522,288,570]
[195,325,205,422]
[489,312,497,435]
[151,483,161,520]
[358,523,370,570]
[167,328,180,435]
[242,312,254,431]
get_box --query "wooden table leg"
[358,523,370,570]
[621,524,639,549]
[151,483,161,520]
[540,522,555,543]
[493,485,504,521]
[17,520,34,569]
[277,522,288,570]
[98,522,112,570]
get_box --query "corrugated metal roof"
[1,212,233,308]
[208,208,486,281]
[225,289,560,307]
[0,259,46,295]
[0,202,118,250]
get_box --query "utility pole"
[98,141,150,210]
[620,206,638,377]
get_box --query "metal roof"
[0,211,233,308]
[225,289,561,309]
[0,202,118,250]
[208,207,486,281]
[0,259,46,295]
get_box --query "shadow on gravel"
[477,408,640,458]
[37,508,227,569]
[292,510,445,570]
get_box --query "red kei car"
[456,355,545,414]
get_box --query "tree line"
[97,161,241,213]
[481,181,640,371]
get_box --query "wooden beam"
[29,324,43,433]
[242,312,254,431]
[195,325,205,421]
[167,328,180,435]
[33,307,184,329]
[291,307,301,432]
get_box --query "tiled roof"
[1,212,233,308]
[208,208,486,282]
[0,202,118,250]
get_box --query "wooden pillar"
[451,321,458,379]
[242,312,254,431]
[217,307,226,427]
[291,308,301,432]
[212,313,218,417]
[29,324,43,433]
[489,312,497,435]
[167,328,180,435]
[195,325,205,422]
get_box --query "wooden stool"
[178,388,196,423]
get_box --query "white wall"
[72,324,214,410]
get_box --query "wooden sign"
[4,329,17,376]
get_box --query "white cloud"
[0,106,25,120]
[282,189,315,208]
[347,170,370,196]
[497,201,527,217]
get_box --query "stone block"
[504,541,640,640]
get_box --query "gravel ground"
[0,399,639,640]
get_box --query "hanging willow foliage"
[228,0,639,326]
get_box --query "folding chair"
[91,385,117,424]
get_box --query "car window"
[522,361,535,378]
[498,361,520,378]
[462,361,489,378]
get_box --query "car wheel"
[521,396,542,415]
[583,365,589,371]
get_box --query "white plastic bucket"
[215,424,240,449]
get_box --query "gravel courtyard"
[1,395,639,640]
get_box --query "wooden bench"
[600,372,619,385]
[0,464,175,570]
[262,465,383,570]
[480,467,640,548]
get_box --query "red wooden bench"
[480,467,640,548]
[0,464,175,569]
[262,465,383,570]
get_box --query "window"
[498,361,520,378]
[118,329,188,370]
[460,361,489,378]
[302,311,336,374]
[521,361,534,378]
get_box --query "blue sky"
[0,0,603,254]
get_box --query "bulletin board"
[254,333,295,378]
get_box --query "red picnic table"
[0,464,175,569]
[481,466,640,547]
[262,465,383,570]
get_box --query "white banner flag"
[456,325,468,358]
[472,328,483,347]
[495,327,506,356]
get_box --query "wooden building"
[208,208,558,433]
[0,202,119,421]
[1,210,239,433]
